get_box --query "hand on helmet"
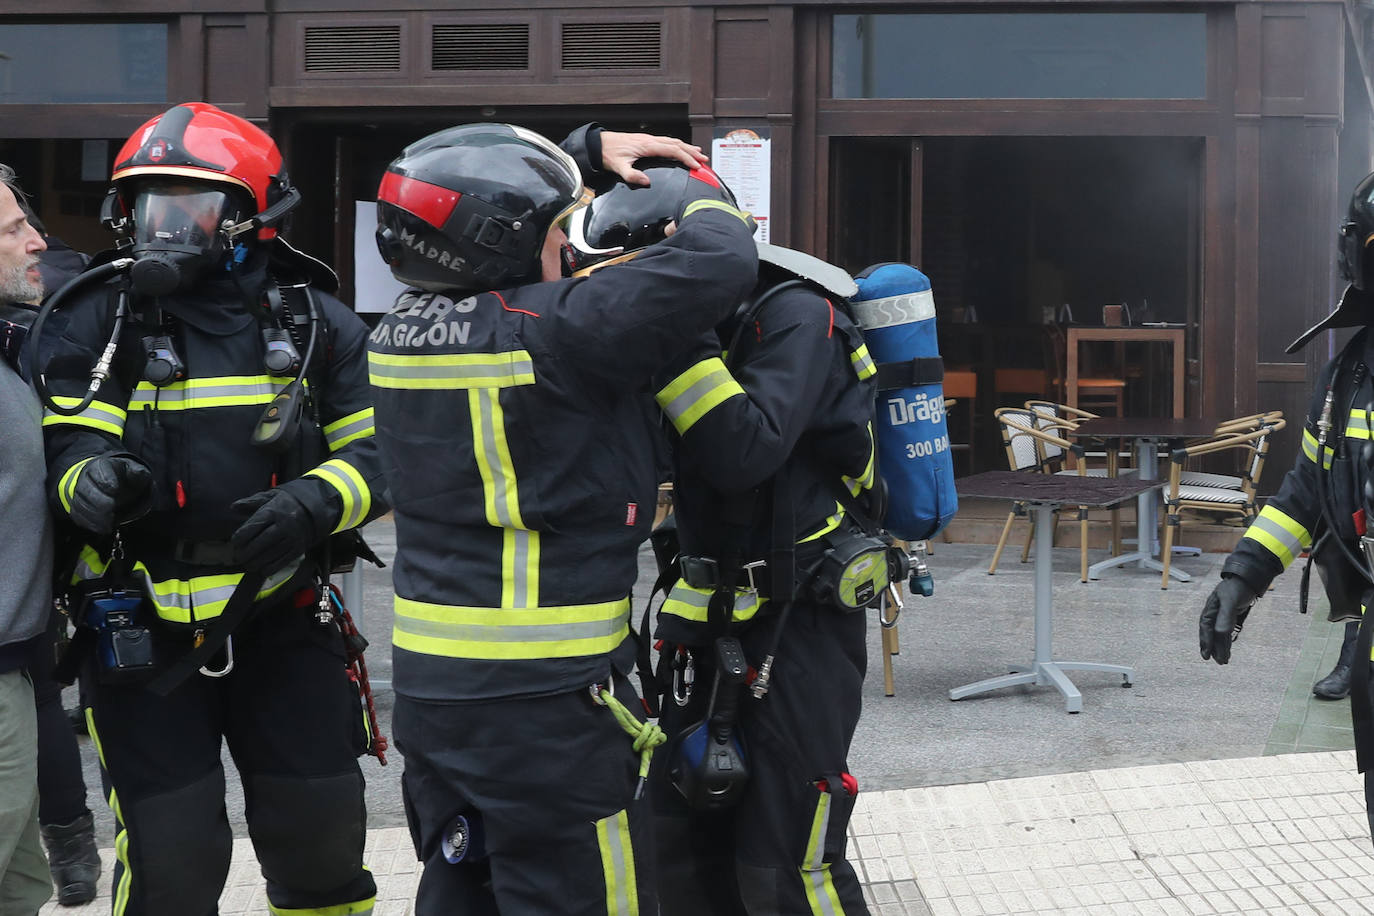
[600,131,708,186]
[230,481,333,577]
[66,455,154,536]
[1199,575,1259,665]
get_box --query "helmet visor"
[131,182,234,249]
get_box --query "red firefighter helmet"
[111,102,296,241]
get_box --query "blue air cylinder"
[850,263,958,541]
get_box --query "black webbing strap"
[147,571,265,697]
[874,356,944,392]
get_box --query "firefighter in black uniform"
[367,124,758,915]
[567,164,878,915]
[38,103,384,916]
[1201,169,1374,841]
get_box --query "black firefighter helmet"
[1288,170,1374,353]
[375,123,589,292]
[564,159,737,274]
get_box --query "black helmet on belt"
[565,159,737,274]
[375,123,589,292]
[1288,170,1374,352]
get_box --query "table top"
[1071,416,1223,440]
[955,470,1163,507]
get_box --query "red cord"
[330,584,389,765]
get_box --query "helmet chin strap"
[223,186,303,241]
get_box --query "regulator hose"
[26,258,134,417]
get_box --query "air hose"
[26,258,134,416]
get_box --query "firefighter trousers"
[394,672,656,916]
[651,600,870,916]
[82,598,376,916]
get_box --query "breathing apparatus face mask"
[126,182,239,297]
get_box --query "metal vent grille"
[304,25,401,72]
[433,23,530,70]
[561,22,661,70]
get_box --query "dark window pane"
[0,24,167,104]
[833,13,1205,100]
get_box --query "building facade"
[3,0,1373,478]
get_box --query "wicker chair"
[1158,417,1287,588]
[987,407,1110,582]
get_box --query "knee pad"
[247,771,367,894]
[123,768,231,916]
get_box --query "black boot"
[40,812,101,905]
[1314,621,1360,701]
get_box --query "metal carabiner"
[880,585,902,629]
[199,635,235,678]
[672,648,695,706]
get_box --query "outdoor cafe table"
[952,470,1161,713]
[1069,416,1223,583]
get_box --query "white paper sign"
[710,129,771,243]
[353,201,408,313]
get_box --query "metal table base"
[950,503,1134,713]
[1087,439,1191,582]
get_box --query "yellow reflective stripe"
[368,349,535,389]
[307,459,372,532]
[682,199,752,224]
[841,423,877,494]
[470,389,527,530]
[392,596,630,660]
[127,375,293,411]
[596,808,639,916]
[268,895,376,916]
[802,791,844,916]
[1302,429,1334,470]
[84,711,133,915]
[1346,410,1373,440]
[43,397,128,435]
[800,502,845,544]
[70,550,298,623]
[1241,504,1312,569]
[660,582,766,624]
[502,527,540,608]
[58,457,96,515]
[849,344,877,381]
[323,407,375,451]
[654,357,745,435]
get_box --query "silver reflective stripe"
[510,528,533,607]
[325,411,374,450]
[473,390,519,527]
[396,616,620,644]
[659,367,734,428]
[128,378,284,409]
[849,289,935,331]
[371,353,535,387]
[804,794,841,916]
[1247,514,1307,564]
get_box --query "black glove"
[1199,575,1259,665]
[230,480,334,577]
[66,455,153,536]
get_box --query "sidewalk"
[38,534,1374,915]
[39,750,1374,915]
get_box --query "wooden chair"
[943,369,978,474]
[1045,325,1126,416]
[1159,418,1287,588]
[1024,400,1125,555]
[987,407,1107,582]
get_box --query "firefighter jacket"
[42,257,385,630]
[653,277,880,646]
[368,200,759,703]
[1222,327,1372,618]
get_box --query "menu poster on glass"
[710,127,771,244]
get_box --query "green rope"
[597,687,666,798]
